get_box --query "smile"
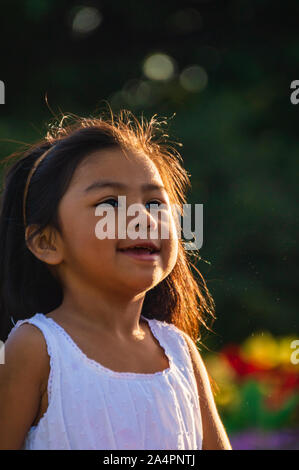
[117,247,160,262]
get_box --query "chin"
[121,273,162,294]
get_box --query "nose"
[127,202,159,239]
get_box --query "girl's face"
[55,146,179,297]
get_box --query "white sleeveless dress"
[8,313,203,450]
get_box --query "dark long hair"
[0,109,216,360]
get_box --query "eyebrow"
[83,181,166,194]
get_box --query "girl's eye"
[95,199,163,209]
[95,198,118,207]
[145,200,162,210]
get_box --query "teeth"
[134,245,152,249]
[120,245,157,252]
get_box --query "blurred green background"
[0,0,298,449]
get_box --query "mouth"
[117,245,161,262]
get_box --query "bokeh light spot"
[72,7,102,35]
[122,79,152,106]
[143,53,175,81]
[179,65,208,92]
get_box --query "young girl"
[0,109,231,450]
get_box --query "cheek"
[161,220,179,271]
[166,235,179,265]
[62,215,116,265]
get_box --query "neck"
[50,278,148,341]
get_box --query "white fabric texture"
[8,312,203,450]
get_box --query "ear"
[25,224,64,266]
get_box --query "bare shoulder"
[0,322,50,449]
[179,330,232,450]
[177,330,209,390]
[171,327,216,402]
[3,322,50,393]
[5,321,49,364]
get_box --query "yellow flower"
[214,382,240,409]
[239,331,279,369]
[204,353,237,383]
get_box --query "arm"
[0,323,48,449]
[181,332,232,450]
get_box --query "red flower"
[220,345,269,377]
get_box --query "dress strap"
[144,318,199,385]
